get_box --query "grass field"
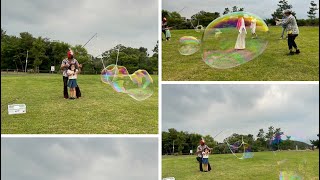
[1,73,158,134]
[162,26,319,81]
[162,151,319,180]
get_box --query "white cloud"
[162,84,319,144]
[162,0,319,19]
[1,138,158,180]
[1,0,158,56]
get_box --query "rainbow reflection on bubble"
[101,65,154,101]
[126,69,154,101]
[279,171,303,180]
[101,64,130,93]
[178,36,200,55]
[201,11,269,69]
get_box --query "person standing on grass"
[67,64,80,99]
[165,26,171,41]
[196,139,212,172]
[276,9,300,55]
[250,18,258,39]
[61,49,82,99]
[234,15,247,50]
[162,17,168,41]
[202,148,211,172]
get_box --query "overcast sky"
[1,138,158,180]
[162,84,319,144]
[162,0,319,19]
[1,0,158,56]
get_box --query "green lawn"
[162,151,319,180]
[1,73,158,134]
[162,26,319,81]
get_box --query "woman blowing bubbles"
[276,9,300,55]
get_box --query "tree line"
[1,29,158,74]
[162,0,319,30]
[162,127,318,155]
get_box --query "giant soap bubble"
[101,64,130,93]
[101,64,154,101]
[178,36,201,55]
[126,70,154,101]
[201,11,269,69]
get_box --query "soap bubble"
[195,25,205,33]
[126,70,154,101]
[277,159,306,180]
[279,171,303,180]
[201,11,269,69]
[178,36,201,55]
[101,65,154,101]
[101,64,130,93]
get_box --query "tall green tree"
[271,0,296,19]
[190,11,220,27]
[223,8,230,15]
[310,134,319,148]
[307,1,319,20]
[30,37,48,71]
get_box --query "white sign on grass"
[163,178,175,180]
[51,66,55,71]
[8,104,26,115]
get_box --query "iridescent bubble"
[101,64,130,93]
[226,141,253,159]
[178,36,200,55]
[279,171,303,180]
[195,25,205,33]
[201,11,269,69]
[101,65,154,101]
[126,70,154,101]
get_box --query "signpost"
[25,50,28,72]
[51,66,55,73]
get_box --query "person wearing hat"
[276,9,300,55]
[196,139,212,172]
[60,48,82,99]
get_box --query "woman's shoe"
[295,49,300,54]
[288,51,295,55]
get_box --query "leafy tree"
[307,1,319,20]
[162,10,171,19]
[191,11,220,27]
[30,37,48,71]
[271,0,296,19]
[223,8,230,15]
[310,134,319,148]
[232,6,238,12]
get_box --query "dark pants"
[196,157,211,171]
[288,34,298,50]
[63,76,81,98]
[162,30,166,40]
